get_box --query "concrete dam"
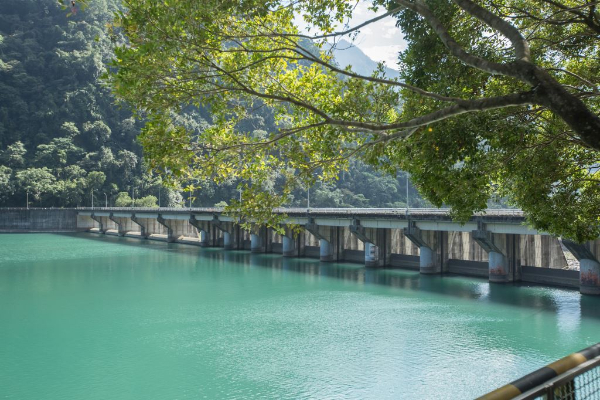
[1,207,599,295]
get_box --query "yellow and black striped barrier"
[478,343,600,400]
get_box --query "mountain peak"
[328,39,399,79]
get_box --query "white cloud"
[361,45,406,69]
[361,27,374,36]
[382,27,400,39]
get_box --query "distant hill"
[328,40,400,79]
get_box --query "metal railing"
[517,355,600,399]
[479,343,600,400]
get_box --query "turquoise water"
[0,233,599,399]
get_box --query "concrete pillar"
[279,225,305,258]
[223,232,232,249]
[90,214,105,234]
[472,221,518,283]
[419,246,436,273]
[350,220,390,268]
[108,214,129,236]
[364,242,379,267]
[319,239,334,262]
[489,251,509,282]
[157,215,176,242]
[250,233,263,253]
[189,215,215,247]
[199,230,209,247]
[283,235,296,257]
[403,221,446,274]
[563,240,600,295]
[306,218,339,262]
[131,215,148,239]
[212,217,240,250]
[580,259,600,296]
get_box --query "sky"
[338,2,407,70]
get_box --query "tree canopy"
[108,0,600,241]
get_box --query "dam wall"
[0,208,80,232]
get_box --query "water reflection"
[199,248,600,321]
[71,233,600,320]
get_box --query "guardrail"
[479,343,600,399]
[66,206,524,216]
[0,207,525,218]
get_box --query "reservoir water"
[1,233,599,399]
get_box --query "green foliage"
[134,195,158,208]
[0,166,14,203]
[15,167,56,202]
[114,191,132,207]
[0,0,175,208]
[109,0,600,241]
[2,142,27,168]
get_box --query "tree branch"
[453,0,531,61]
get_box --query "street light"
[26,190,29,209]
[91,189,94,209]
[104,192,108,208]
[406,172,410,215]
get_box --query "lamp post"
[91,189,94,210]
[405,172,410,215]
[26,190,29,209]
[104,192,107,208]
[307,186,310,209]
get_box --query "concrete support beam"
[472,221,519,283]
[189,215,214,247]
[131,214,148,239]
[562,240,600,296]
[108,213,128,236]
[306,218,339,262]
[247,226,269,253]
[403,221,447,274]
[90,213,105,233]
[157,215,178,242]
[283,236,295,257]
[212,216,240,250]
[250,232,264,253]
[349,219,391,267]
[280,225,305,257]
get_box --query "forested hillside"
[0,0,428,208]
